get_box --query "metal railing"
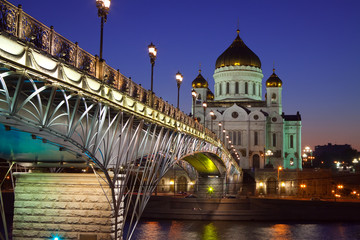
[0,0,235,159]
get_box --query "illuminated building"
[192,29,302,170]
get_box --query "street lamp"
[148,42,157,106]
[300,184,306,197]
[96,0,111,60]
[265,150,273,166]
[210,110,215,132]
[202,102,207,129]
[191,89,197,120]
[277,166,282,196]
[175,71,183,109]
[218,122,222,139]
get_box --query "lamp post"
[218,122,222,140]
[148,43,157,106]
[223,129,226,145]
[300,184,306,198]
[210,110,215,132]
[202,102,207,130]
[191,89,197,120]
[265,150,273,167]
[175,71,183,109]
[277,166,282,195]
[96,0,111,60]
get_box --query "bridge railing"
[0,0,222,145]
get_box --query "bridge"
[0,1,241,239]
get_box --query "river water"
[130,220,360,240]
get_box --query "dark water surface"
[131,220,360,240]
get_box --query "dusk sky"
[9,0,360,151]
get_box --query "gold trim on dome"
[215,30,261,69]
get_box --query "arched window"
[254,131,258,146]
[233,131,237,145]
[272,93,277,102]
[226,82,230,94]
[237,131,242,146]
[273,133,276,147]
[245,82,248,94]
[197,94,201,100]
[290,135,294,148]
[253,154,260,169]
[235,82,239,94]
[253,83,256,95]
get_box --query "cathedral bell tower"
[265,68,283,114]
[191,69,214,123]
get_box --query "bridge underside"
[182,152,226,177]
[0,19,241,239]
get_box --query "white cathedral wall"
[213,65,263,101]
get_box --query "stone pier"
[12,173,115,240]
[196,176,224,198]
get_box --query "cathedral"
[192,30,302,170]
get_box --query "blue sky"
[8,0,360,150]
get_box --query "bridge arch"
[0,15,241,239]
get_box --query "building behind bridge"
[192,29,302,171]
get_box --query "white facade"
[192,31,302,170]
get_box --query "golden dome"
[266,68,282,87]
[192,70,208,88]
[215,30,261,69]
[207,88,214,100]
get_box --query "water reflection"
[132,220,360,240]
[202,223,218,240]
[269,224,291,239]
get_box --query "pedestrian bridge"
[0,1,241,239]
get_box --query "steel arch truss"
[0,68,239,239]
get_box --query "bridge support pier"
[12,172,119,240]
[196,176,225,198]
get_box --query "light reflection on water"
[131,220,360,240]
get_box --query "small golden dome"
[192,70,208,88]
[215,29,261,69]
[266,68,282,87]
[207,88,214,100]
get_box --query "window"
[272,93,276,102]
[198,94,201,100]
[226,82,230,94]
[290,135,294,148]
[272,133,276,147]
[235,82,239,94]
[254,131,258,146]
[245,82,248,94]
[290,158,294,166]
[237,131,242,146]
[258,85,261,96]
[233,131,237,145]
[219,83,222,95]
[253,83,256,95]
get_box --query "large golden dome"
[215,30,261,69]
[266,68,282,87]
[192,70,208,88]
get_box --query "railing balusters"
[0,0,227,146]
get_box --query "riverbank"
[142,196,360,221]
